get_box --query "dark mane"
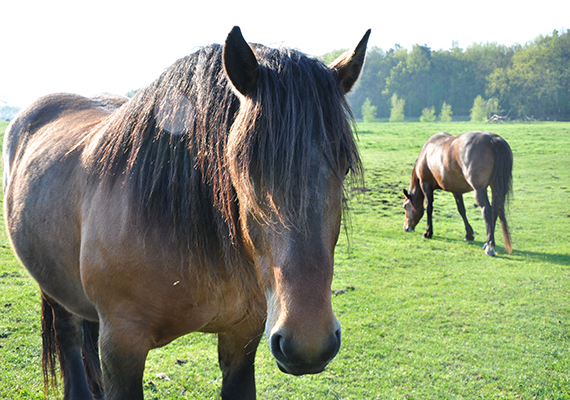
[86,43,361,269]
[228,45,362,227]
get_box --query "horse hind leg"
[42,293,99,400]
[474,188,496,256]
[83,320,104,399]
[492,187,513,254]
[453,193,474,241]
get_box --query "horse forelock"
[227,46,362,230]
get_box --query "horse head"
[223,26,368,375]
[403,188,425,232]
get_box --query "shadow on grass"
[431,236,570,266]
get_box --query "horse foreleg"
[474,188,495,256]
[453,193,474,241]
[218,328,262,400]
[98,319,149,400]
[422,184,434,238]
[45,296,96,400]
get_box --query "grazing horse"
[403,131,513,256]
[3,27,370,399]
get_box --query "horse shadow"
[434,236,570,266]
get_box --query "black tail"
[41,294,103,398]
[41,295,59,397]
[491,135,513,254]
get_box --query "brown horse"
[403,131,513,256]
[3,27,370,399]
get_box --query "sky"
[2,0,568,108]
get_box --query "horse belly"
[438,174,473,193]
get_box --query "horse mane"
[227,45,362,228]
[85,43,361,276]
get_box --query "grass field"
[1,119,569,399]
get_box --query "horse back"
[417,131,498,193]
[3,93,128,191]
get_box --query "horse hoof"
[484,246,496,256]
[465,236,474,242]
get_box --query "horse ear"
[223,26,259,96]
[403,189,410,200]
[329,29,371,94]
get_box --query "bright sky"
[2,0,568,107]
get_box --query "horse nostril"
[335,327,342,345]
[270,333,287,363]
[269,327,341,375]
[320,328,341,362]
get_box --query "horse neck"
[409,164,423,199]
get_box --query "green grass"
[1,120,569,399]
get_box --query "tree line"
[323,29,570,121]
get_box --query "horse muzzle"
[268,322,342,376]
[404,225,415,232]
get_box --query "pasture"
[1,119,569,399]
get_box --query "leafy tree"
[348,47,399,119]
[335,29,570,120]
[470,95,487,122]
[361,98,377,123]
[321,49,348,65]
[486,97,500,118]
[420,106,436,122]
[385,45,431,117]
[0,105,21,120]
[486,29,570,120]
[439,101,453,122]
[389,93,405,122]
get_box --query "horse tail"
[41,294,59,397]
[41,295,103,398]
[82,320,104,397]
[491,135,513,254]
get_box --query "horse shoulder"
[79,186,258,344]
[424,134,471,193]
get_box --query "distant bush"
[361,98,377,123]
[470,95,487,122]
[470,96,502,122]
[439,102,453,122]
[389,94,405,122]
[420,106,436,122]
